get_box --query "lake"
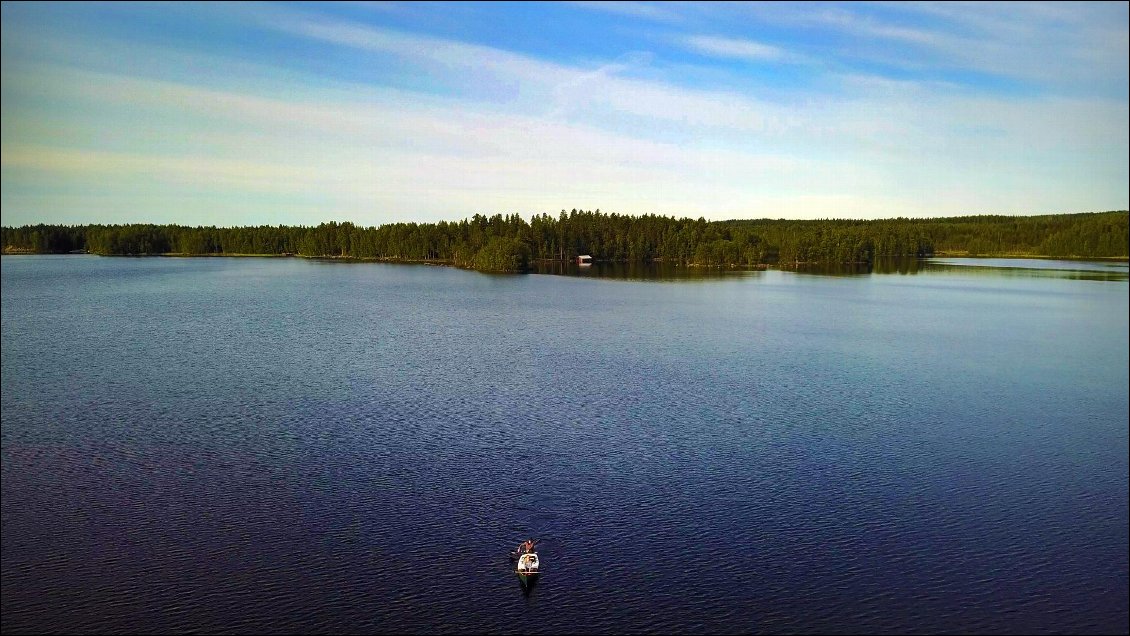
[2,255,1127,634]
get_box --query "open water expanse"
[2,255,1127,634]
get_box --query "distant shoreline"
[3,250,1126,265]
[3,211,1127,271]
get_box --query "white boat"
[516,551,540,583]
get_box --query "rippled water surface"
[2,256,1127,634]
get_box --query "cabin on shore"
[577,254,593,265]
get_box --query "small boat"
[516,551,540,584]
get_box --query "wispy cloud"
[808,6,942,46]
[680,35,786,62]
[566,1,686,24]
[1,62,819,222]
[753,2,1128,95]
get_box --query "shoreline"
[3,251,1126,268]
[929,251,1128,262]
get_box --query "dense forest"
[2,210,1126,272]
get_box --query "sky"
[1,1,1127,227]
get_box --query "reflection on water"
[789,258,926,277]
[518,575,539,597]
[929,257,1128,272]
[875,257,929,275]
[531,257,1128,282]
[529,260,762,281]
[759,258,930,277]
[924,258,1128,281]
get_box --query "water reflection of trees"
[529,261,762,282]
[921,262,1128,281]
[786,257,926,277]
[747,257,1126,281]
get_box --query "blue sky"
[2,1,1127,227]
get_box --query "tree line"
[2,210,1126,272]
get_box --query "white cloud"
[245,12,811,136]
[726,2,1128,98]
[681,35,785,61]
[254,6,574,90]
[811,6,942,46]
[1,64,817,223]
[566,1,686,24]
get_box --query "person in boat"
[519,539,535,554]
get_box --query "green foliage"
[2,210,1126,270]
[0,224,86,253]
[472,236,530,272]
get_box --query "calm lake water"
[2,256,1127,634]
